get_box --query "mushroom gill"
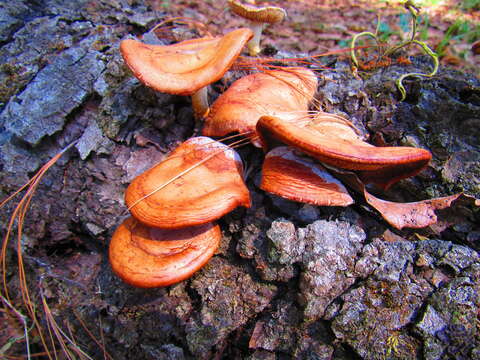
[257,113,432,189]
[261,146,354,206]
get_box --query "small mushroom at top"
[257,113,432,189]
[228,0,286,56]
[261,146,354,206]
[471,40,480,55]
[120,28,253,119]
[125,137,251,229]
[202,67,317,147]
[109,217,221,288]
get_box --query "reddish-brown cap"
[120,28,253,96]
[228,0,286,23]
[109,217,221,288]
[257,113,432,189]
[261,147,354,206]
[472,40,480,55]
[125,137,251,229]
[202,67,317,147]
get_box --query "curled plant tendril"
[350,0,438,101]
[350,31,379,70]
[395,40,439,101]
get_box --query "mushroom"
[202,67,317,147]
[109,217,221,288]
[261,147,354,206]
[472,40,480,55]
[325,167,479,230]
[228,0,286,56]
[125,137,251,229]
[257,113,432,189]
[120,28,253,119]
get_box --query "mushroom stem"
[247,21,264,56]
[191,86,210,120]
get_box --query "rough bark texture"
[1,1,479,359]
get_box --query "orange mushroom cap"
[261,147,354,206]
[119,28,253,96]
[125,137,251,229]
[109,217,221,288]
[202,67,317,147]
[257,113,432,189]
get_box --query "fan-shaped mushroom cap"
[202,67,317,147]
[261,147,354,206]
[125,137,251,229]
[120,28,253,96]
[109,217,221,288]
[257,113,432,189]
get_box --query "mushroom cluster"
[110,137,250,287]
[111,7,468,288]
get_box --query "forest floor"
[147,0,480,75]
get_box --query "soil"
[153,0,479,74]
